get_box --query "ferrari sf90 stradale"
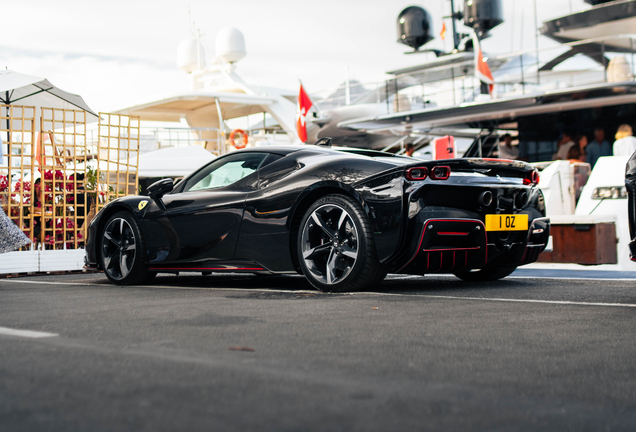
[85,144,549,291]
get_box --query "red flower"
[0,175,9,192]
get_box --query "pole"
[521,53,526,95]
[394,79,399,112]
[214,97,225,155]
[450,0,459,51]
[631,37,635,81]
[478,135,482,158]
[4,91,10,143]
[520,9,525,94]
[462,77,465,103]
[602,41,607,82]
[534,0,540,86]
[345,66,350,106]
[451,66,456,105]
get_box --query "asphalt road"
[1,271,635,432]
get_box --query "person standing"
[613,124,636,156]
[554,131,576,160]
[585,128,612,168]
[405,143,415,157]
[575,134,589,162]
[499,133,519,160]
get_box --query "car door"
[147,152,270,263]
[234,155,305,271]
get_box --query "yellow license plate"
[485,214,528,231]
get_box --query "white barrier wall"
[0,249,86,275]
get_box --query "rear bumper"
[395,217,550,275]
[627,175,636,260]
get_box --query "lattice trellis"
[0,105,139,250]
[38,107,89,249]
[1,104,36,244]
[95,113,139,211]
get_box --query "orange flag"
[471,30,495,94]
[35,131,43,172]
[440,22,447,40]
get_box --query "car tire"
[297,194,386,292]
[100,211,150,285]
[453,265,517,282]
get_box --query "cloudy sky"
[2,0,590,113]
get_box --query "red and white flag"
[471,30,495,94]
[296,83,313,143]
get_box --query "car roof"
[240,144,412,166]
[239,146,307,155]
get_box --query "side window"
[258,157,302,188]
[182,153,268,192]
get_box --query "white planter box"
[0,250,40,274]
[0,249,86,275]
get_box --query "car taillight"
[430,165,451,180]
[405,167,428,181]
[523,169,539,185]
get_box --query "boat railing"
[84,125,294,156]
[312,34,636,115]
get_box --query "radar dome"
[396,6,434,51]
[216,27,246,64]
[463,0,503,38]
[177,39,206,73]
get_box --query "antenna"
[177,9,206,73]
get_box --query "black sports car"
[85,143,550,292]
[626,151,636,260]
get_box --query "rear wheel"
[100,211,150,285]
[297,194,386,292]
[453,265,517,282]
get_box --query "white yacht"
[115,27,299,155]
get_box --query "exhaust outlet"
[516,191,528,208]
[478,190,493,207]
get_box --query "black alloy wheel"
[298,194,386,292]
[100,211,151,285]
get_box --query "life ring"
[229,129,249,149]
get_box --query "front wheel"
[453,265,517,282]
[100,211,150,285]
[297,194,386,292]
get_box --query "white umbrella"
[1,70,99,162]
[0,70,97,117]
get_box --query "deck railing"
[311,35,636,115]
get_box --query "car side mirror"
[147,178,173,210]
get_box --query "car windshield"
[183,153,268,192]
